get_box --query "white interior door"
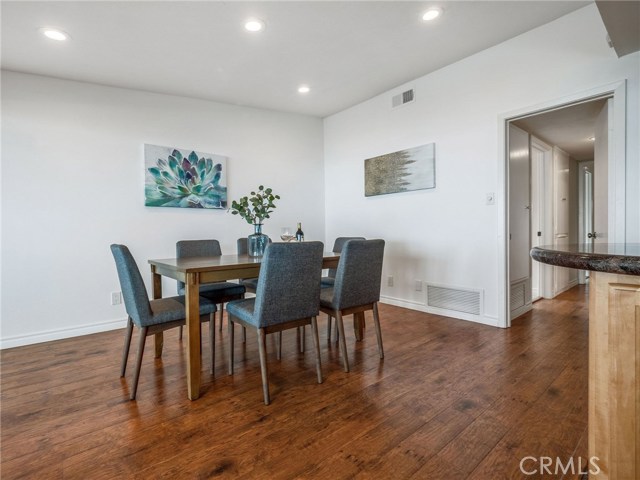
[552,147,578,295]
[578,162,594,283]
[531,144,541,301]
[508,124,532,319]
[530,137,553,300]
[593,98,612,243]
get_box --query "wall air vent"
[426,284,482,316]
[510,281,526,311]
[392,89,415,108]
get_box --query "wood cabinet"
[589,272,640,479]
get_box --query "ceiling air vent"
[391,89,415,108]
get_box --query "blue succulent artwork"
[144,144,227,209]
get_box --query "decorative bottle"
[295,222,305,242]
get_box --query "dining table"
[148,251,363,400]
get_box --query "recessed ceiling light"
[297,85,310,94]
[40,27,70,41]
[244,19,265,32]
[422,7,443,22]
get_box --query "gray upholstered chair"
[176,240,246,338]
[237,236,272,293]
[322,237,365,341]
[319,239,385,372]
[321,237,366,288]
[110,244,217,400]
[226,242,324,405]
[238,236,308,353]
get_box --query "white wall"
[323,4,639,325]
[1,72,324,348]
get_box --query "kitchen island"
[531,244,640,479]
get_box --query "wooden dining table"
[148,251,363,400]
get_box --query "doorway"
[499,81,627,327]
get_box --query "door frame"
[497,80,627,328]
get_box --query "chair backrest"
[237,236,272,255]
[332,239,385,310]
[237,237,248,255]
[253,242,324,327]
[110,244,152,327]
[328,236,365,279]
[176,240,222,292]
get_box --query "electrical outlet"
[111,291,122,305]
[387,275,394,287]
[415,280,423,292]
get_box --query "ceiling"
[2,1,591,118]
[513,98,608,161]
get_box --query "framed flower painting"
[144,144,227,209]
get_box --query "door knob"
[587,232,597,239]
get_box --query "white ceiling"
[513,98,607,161]
[2,1,590,118]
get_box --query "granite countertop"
[530,244,640,276]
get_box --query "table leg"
[353,312,365,342]
[151,267,164,358]
[185,272,201,400]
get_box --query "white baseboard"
[553,278,580,297]
[380,295,499,328]
[2,292,508,350]
[0,318,128,350]
[510,303,533,321]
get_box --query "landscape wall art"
[364,143,435,197]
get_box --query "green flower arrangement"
[230,185,280,225]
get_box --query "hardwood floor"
[1,287,589,479]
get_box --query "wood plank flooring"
[1,286,589,479]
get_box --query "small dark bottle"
[295,222,305,242]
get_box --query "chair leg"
[218,303,224,332]
[209,313,215,374]
[298,326,305,353]
[326,314,332,342]
[242,326,247,343]
[311,317,323,384]
[120,317,134,377]
[257,328,270,405]
[130,327,148,400]
[179,325,183,340]
[228,315,235,375]
[373,302,384,359]
[336,311,350,372]
[276,331,282,360]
